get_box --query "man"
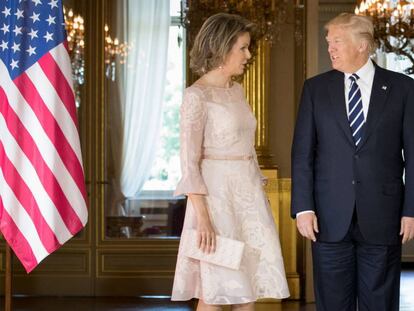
[291,13,414,311]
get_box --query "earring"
[218,65,223,69]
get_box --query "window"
[374,48,414,79]
[142,10,185,193]
[105,0,187,240]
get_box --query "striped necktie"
[348,73,364,146]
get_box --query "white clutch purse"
[180,229,245,270]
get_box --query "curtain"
[109,0,170,213]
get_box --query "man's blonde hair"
[325,13,376,54]
[190,13,256,76]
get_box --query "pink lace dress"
[171,82,290,305]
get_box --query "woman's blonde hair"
[325,13,376,54]
[190,13,256,76]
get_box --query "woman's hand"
[187,193,216,254]
[197,218,216,254]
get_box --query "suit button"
[352,180,355,185]
[354,154,359,159]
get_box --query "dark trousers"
[312,216,401,311]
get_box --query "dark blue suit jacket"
[291,64,414,245]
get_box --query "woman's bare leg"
[231,302,255,311]
[196,299,223,311]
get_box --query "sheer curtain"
[110,0,170,211]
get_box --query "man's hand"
[400,216,414,244]
[297,212,319,242]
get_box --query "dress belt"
[202,154,253,161]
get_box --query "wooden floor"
[1,270,413,310]
[3,298,314,311]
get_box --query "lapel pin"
[382,85,387,90]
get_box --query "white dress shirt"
[296,59,375,218]
[344,59,375,118]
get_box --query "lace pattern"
[172,83,290,304]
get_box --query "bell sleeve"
[174,89,208,196]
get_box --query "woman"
[172,13,290,311]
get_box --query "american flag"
[0,0,88,273]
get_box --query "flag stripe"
[38,53,77,125]
[0,87,84,235]
[0,197,39,273]
[26,61,83,164]
[14,69,87,203]
[0,141,60,253]
[49,43,75,94]
[0,170,49,264]
[0,60,87,226]
[0,114,73,244]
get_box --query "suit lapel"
[357,66,390,150]
[328,70,354,146]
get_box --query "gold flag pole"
[5,243,12,311]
